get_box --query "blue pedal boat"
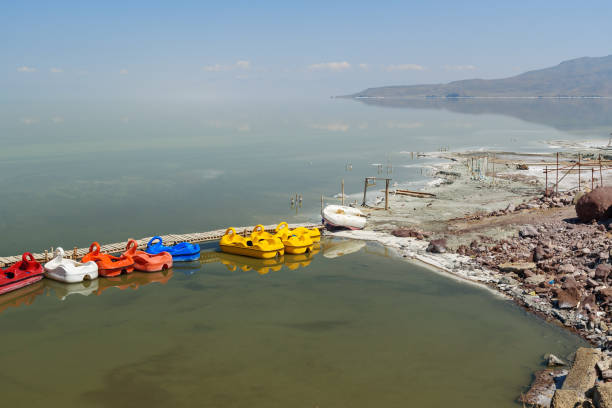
[145,236,201,262]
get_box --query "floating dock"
[0,223,323,267]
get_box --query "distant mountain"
[347,55,612,98]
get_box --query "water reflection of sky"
[0,98,606,255]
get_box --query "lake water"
[0,98,602,406]
[2,98,610,255]
[0,241,586,407]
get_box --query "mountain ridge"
[346,55,612,98]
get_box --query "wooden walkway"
[0,223,323,267]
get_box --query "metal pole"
[385,179,390,210]
[341,179,344,206]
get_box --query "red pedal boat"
[82,242,134,277]
[122,240,173,272]
[0,253,44,295]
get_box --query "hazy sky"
[3,0,611,100]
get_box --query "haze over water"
[2,98,609,256]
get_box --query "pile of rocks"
[522,348,612,408]
[456,217,611,349]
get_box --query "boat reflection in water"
[45,278,99,300]
[94,270,174,295]
[320,239,366,259]
[0,280,45,314]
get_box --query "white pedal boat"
[44,247,99,283]
[322,205,367,230]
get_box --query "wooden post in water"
[545,166,548,194]
[73,246,77,260]
[362,178,368,206]
[44,250,48,262]
[341,179,344,206]
[592,168,595,190]
[385,179,390,210]
[320,195,324,212]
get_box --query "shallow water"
[1,98,610,255]
[0,242,585,407]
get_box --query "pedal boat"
[81,242,134,277]
[219,227,284,259]
[123,240,173,272]
[264,222,314,255]
[44,247,99,283]
[145,236,201,262]
[291,226,321,242]
[0,253,44,296]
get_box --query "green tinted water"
[0,99,599,406]
[1,242,585,407]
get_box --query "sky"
[2,0,612,100]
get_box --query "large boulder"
[576,187,612,222]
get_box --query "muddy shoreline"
[329,144,612,405]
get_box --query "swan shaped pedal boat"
[123,240,173,272]
[219,227,284,259]
[44,247,99,283]
[0,253,44,295]
[81,242,134,277]
[145,236,200,262]
[259,222,314,255]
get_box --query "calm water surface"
[0,99,601,406]
[1,98,610,255]
[0,242,585,407]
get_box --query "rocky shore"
[329,147,612,407]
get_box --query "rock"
[499,262,537,273]
[576,187,612,222]
[556,287,581,309]
[595,264,611,280]
[551,389,585,408]
[546,353,568,367]
[426,239,447,254]
[392,228,421,238]
[558,264,576,275]
[520,225,540,238]
[517,163,529,170]
[597,288,612,303]
[562,347,602,395]
[506,203,516,213]
[526,275,547,285]
[593,383,612,408]
[519,368,557,407]
[534,245,547,262]
[602,370,612,381]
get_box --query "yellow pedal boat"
[253,223,314,255]
[220,227,284,259]
[290,225,321,242]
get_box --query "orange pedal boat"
[82,242,134,277]
[122,240,173,272]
